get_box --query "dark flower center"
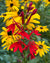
[7,31,12,35]
[39,45,43,49]
[18,9,23,15]
[48,0,50,2]
[40,27,43,29]
[24,0,27,1]
[11,0,13,1]
[3,14,6,16]
[10,3,13,7]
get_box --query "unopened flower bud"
[32,9,37,15]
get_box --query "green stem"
[22,39,27,63]
[23,50,27,63]
[24,53,27,63]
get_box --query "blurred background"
[0,0,50,63]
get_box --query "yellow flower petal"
[2,37,7,43]
[31,13,40,20]
[2,27,7,31]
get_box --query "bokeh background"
[0,0,50,63]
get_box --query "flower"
[17,30,30,40]
[23,41,38,59]
[35,41,50,57]
[9,40,26,53]
[5,0,20,11]
[0,11,22,26]
[7,22,21,34]
[35,25,49,32]
[7,24,16,34]
[43,0,50,6]
[0,27,21,50]
[29,30,41,36]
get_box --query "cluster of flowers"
[0,0,50,60]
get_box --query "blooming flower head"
[35,25,49,32]
[0,11,22,26]
[9,40,26,53]
[7,22,21,34]
[18,30,30,40]
[43,0,50,6]
[0,27,21,50]
[23,41,38,59]
[35,41,50,57]
[5,0,20,11]
[29,30,41,36]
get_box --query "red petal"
[7,24,15,34]
[9,44,15,49]
[31,54,35,60]
[14,46,18,52]
[18,31,30,40]
[19,45,23,53]
[29,48,33,55]
[9,42,17,49]
[29,30,41,36]
[21,41,26,46]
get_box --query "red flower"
[29,30,41,36]
[7,21,21,34]
[23,41,38,59]
[9,40,26,53]
[18,30,30,40]
[7,24,15,34]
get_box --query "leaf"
[35,35,41,41]
[27,56,40,63]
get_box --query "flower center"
[3,14,6,16]
[7,31,12,35]
[10,3,13,7]
[11,0,13,1]
[24,0,27,1]
[39,45,43,49]
[40,27,43,29]
[18,9,23,14]
[48,0,50,2]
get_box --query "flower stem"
[23,51,27,63]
